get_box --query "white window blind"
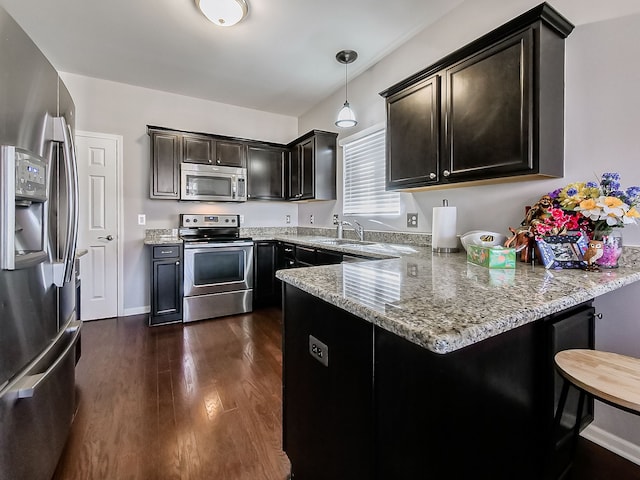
[342,128,400,216]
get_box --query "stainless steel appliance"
[180,214,254,322]
[0,7,81,480]
[180,163,247,202]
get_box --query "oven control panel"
[180,214,239,227]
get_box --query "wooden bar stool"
[553,349,640,478]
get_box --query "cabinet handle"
[443,170,451,177]
[429,172,436,180]
[176,261,180,265]
[216,159,221,164]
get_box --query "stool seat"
[555,349,640,414]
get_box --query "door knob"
[98,235,114,241]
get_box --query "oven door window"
[193,250,244,285]
[186,174,232,197]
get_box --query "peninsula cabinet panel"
[443,29,534,182]
[150,130,181,199]
[386,75,440,189]
[247,145,287,200]
[283,285,374,480]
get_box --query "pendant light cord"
[344,62,348,103]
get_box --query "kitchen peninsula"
[276,241,640,479]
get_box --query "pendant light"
[335,50,358,128]
[196,0,248,27]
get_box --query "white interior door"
[76,132,121,320]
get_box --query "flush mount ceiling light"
[196,0,248,27]
[335,49,358,128]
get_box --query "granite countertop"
[276,236,640,354]
[144,229,182,245]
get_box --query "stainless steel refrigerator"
[0,6,81,480]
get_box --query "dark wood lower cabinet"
[149,245,183,326]
[253,241,280,308]
[282,286,594,479]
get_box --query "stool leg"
[554,378,571,432]
[571,390,587,457]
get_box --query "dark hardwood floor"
[53,307,640,480]
[53,307,290,480]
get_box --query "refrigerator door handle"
[0,145,16,270]
[52,117,79,287]
[9,320,81,399]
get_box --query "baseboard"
[123,305,150,317]
[581,424,640,466]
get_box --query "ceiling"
[0,0,463,117]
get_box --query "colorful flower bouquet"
[523,173,640,268]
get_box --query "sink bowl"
[317,238,376,246]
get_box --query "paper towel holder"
[432,199,460,253]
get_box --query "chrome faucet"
[338,220,365,241]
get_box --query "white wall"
[298,0,640,460]
[60,73,299,313]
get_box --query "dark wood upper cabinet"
[380,3,574,191]
[288,130,337,201]
[386,75,440,189]
[215,140,246,167]
[149,129,181,199]
[148,126,336,201]
[247,144,287,200]
[182,134,214,164]
[443,29,533,181]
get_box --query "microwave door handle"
[0,146,16,270]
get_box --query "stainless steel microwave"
[180,163,247,202]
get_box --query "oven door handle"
[183,241,254,249]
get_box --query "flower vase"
[593,229,623,268]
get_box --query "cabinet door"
[254,241,279,307]
[183,134,215,164]
[288,145,302,199]
[151,257,183,325]
[386,75,440,189]
[300,138,314,199]
[215,140,246,167]
[288,138,315,200]
[247,145,286,200]
[443,29,533,181]
[150,131,181,199]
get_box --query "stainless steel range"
[180,214,254,323]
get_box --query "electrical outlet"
[309,335,328,367]
[407,213,418,228]
[310,214,314,225]
[332,214,339,225]
[138,214,146,226]
[285,214,291,224]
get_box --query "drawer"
[296,246,316,265]
[153,245,181,259]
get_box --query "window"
[342,126,400,216]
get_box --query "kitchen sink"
[316,239,376,246]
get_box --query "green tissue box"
[466,245,516,269]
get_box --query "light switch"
[138,214,146,225]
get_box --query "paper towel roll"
[432,202,459,253]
